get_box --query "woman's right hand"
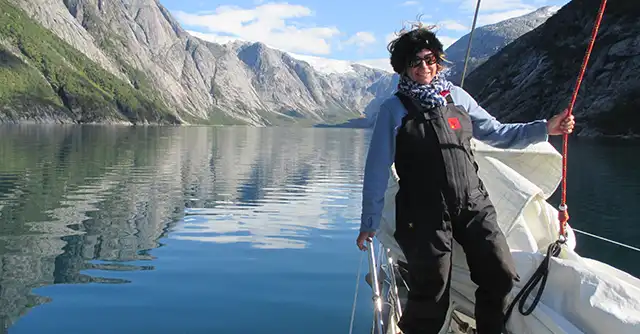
[356,231,376,251]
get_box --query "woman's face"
[406,49,438,84]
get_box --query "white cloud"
[174,3,340,55]
[438,20,468,31]
[343,31,376,49]
[438,36,459,49]
[461,0,533,12]
[459,0,537,26]
[476,9,538,26]
[401,1,420,6]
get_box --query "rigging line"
[558,0,609,238]
[460,0,481,89]
[504,239,562,331]
[573,228,640,253]
[505,224,638,329]
[348,250,366,334]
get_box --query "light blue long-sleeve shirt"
[360,86,549,233]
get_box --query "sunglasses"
[408,54,438,68]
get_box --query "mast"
[460,0,481,88]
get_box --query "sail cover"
[375,139,640,333]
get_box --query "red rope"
[558,0,608,239]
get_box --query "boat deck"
[367,271,478,334]
[449,311,476,334]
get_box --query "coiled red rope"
[558,0,608,240]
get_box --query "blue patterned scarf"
[397,73,454,109]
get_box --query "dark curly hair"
[387,23,447,75]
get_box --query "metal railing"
[365,240,406,334]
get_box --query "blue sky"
[162,0,570,70]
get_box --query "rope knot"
[557,204,569,223]
[557,203,569,242]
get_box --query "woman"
[355,26,575,334]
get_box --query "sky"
[162,0,571,71]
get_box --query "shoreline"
[0,122,638,140]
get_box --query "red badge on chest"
[447,117,461,130]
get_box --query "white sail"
[375,139,640,333]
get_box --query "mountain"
[321,6,560,129]
[0,0,389,126]
[444,6,559,85]
[0,0,178,124]
[316,72,399,128]
[464,0,640,138]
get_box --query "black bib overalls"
[393,92,518,334]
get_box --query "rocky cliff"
[0,0,179,124]
[0,0,388,125]
[444,6,558,86]
[464,0,640,137]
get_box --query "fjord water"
[0,125,638,334]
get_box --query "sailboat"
[351,0,640,333]
[363,139,640,334]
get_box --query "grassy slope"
[0,0,179,124]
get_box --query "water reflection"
[0,125,182,331]
[0,125,368,331]
[176,181,357,249]
[173,127,366,249]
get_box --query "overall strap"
[445,94,454,104]
[394,92,422,116]
[442,90,454,105]
[395,91,455,119]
